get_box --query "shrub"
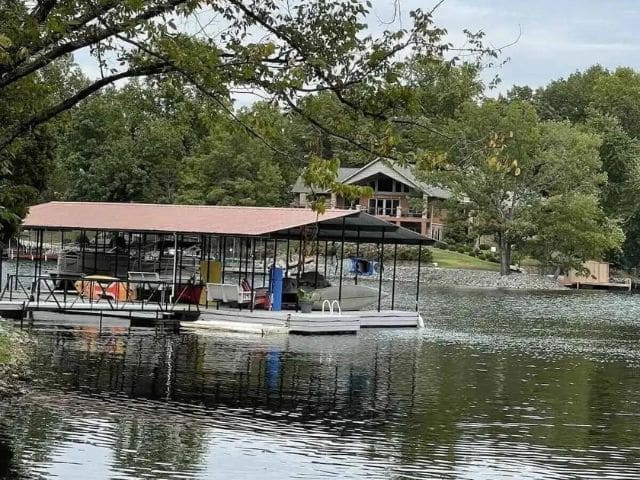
[478,243,491,251]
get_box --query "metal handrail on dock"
[0,273,197,313]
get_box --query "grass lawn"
[429,247,501,271]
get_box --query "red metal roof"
[23,202,357,236]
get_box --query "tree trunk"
[499,234,511,276]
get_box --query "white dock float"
[0,299,424,335]
[358,310,424,328]
[185,307,423,335]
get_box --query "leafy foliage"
[422,100,616,275]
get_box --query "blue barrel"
[269,266,284,311]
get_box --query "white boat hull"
[311,285,384,311]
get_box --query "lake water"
[2,287,640,479]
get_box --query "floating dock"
[188,308,423,335]
[0,298,423,335]
[564,280,632,291]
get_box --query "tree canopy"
[0,0,497,241]
[2,2,639,278]
[420,99,620,275]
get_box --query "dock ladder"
[321,299,342,315]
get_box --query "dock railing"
[0,273,191,312]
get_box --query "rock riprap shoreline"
[417,267,563,290]
[330,262,564,290]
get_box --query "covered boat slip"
[1,201,434,334]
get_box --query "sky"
[371,0,640,93]
[75,0,640,96]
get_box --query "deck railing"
[0,273,199,312]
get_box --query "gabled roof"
[341,158,451,199]
[292,158,450,199]
[22,202,436,245]
[291,167,359,194]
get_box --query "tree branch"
[0,0,185,89]
[282,94,398,161]
[114,33,291,158]
[23,0,122,62]
[30,0,58,23]
[0,61,171,153]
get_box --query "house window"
[377,175,393,192]
[368,198,376,214]
[368,199,399,216]
[431,225,443,241]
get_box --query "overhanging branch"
[0,61,171,153]
[0,0,185,89]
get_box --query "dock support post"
[113,231,119,278]
[338,217,345,305]
[126,232,132,274]
[262,238,268,287]
[296,229,304,312]
[377,229,385,312]
[36,229,43,305]
[272,239,279,273]
[250,238,256,312]
[415,242,422,312]
[171,233,178,303]
[177,234,183,297]
[81,229,86,274]
[14,233,21,300]
[314,233,320,288]
[93,231,99,274]
[221,237,227,283]
[205,235,212,309]
[238,236,244,288]
[323,240,328,278]
[391,242,398,310]
[285,234,291,279]
[354,228,360,285]
[136,232,142,271]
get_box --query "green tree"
[177,103,293,206]
[532,66,640,269]
[591,68,640,138]
[53,80,211,202]
[534,65,608,122]
[524,193,624,275]
[584,111,640,221]
[423,100,616,275]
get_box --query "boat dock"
[562,261,633,291]
[0,294,423,335]
[0,201,434,335]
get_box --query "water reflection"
[2,289,640,478]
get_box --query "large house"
[292,158,450,240]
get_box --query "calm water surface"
[2,287,640,479]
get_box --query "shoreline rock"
[419,267,564,290]
[330,262,564,291]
